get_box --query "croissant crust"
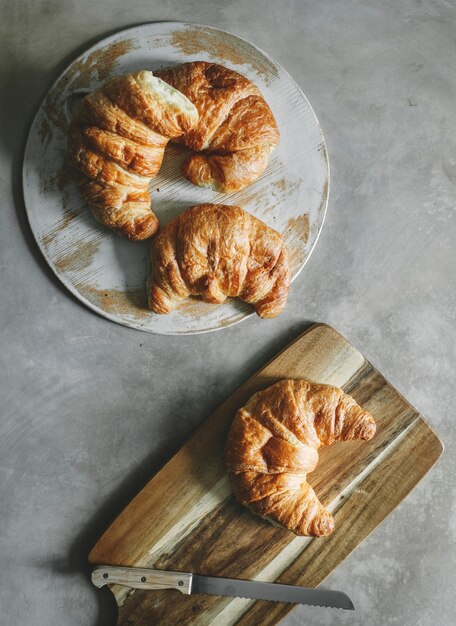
[225,379,376,536]
[68,70,198,240]
[147,204,290,318]
[156,62,280,192]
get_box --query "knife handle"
[91,565,193,595]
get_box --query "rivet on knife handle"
[91,565,193,595]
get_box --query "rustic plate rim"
[22,21,330,335]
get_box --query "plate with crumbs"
[23,22,329,334]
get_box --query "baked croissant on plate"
[147,204,290,318]
[225,379,376,536]
[68,70,198,240]
[155,62,280,193]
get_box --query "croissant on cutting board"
[225,379,376,536]
[68,70,198,240]
[156,62,280,193]
[147,204,290,318]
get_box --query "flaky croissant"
[68,70,198,240]
[225,379,376,536]
[155,62,280,193]
[147,204,290,318]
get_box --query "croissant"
[147,204,290,318]
[155,62,280,193]
[225,379,376,536]
[68,70,198,240]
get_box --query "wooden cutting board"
[89,324,443,625]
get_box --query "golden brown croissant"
[225,379,376,536]
[68,70,198,240]
[155,62,280,193]
[147,204,290,318]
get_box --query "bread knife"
[92,565,354,610]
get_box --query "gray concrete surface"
[1,1,455,624]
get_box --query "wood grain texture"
[92,566,192,595]
[89,324,443,625]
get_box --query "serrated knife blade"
[92,565,354,610]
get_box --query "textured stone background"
[0,1,455,625]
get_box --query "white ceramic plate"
[23,22,329,334]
